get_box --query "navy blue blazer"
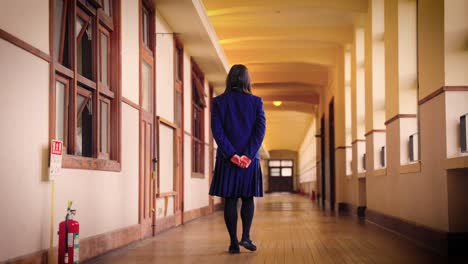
[209,91,266,198]
[211,91,266,160]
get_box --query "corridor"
[89,193,446,264]
[1,0,467,262]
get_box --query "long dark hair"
[224,64,252,95]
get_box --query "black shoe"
[239,240,257,251]
[228,244,240,254]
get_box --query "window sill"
[357,172,366,179]
[374,168,387,177]
[346,174,353,179]
[62,155,121,172]
[191,172,205,179]
[400,162,421,174]
[444,156,468,170]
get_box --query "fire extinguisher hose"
[65,212,70,253]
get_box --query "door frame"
[320,115,326,208]
[328,98,336,211]
[173,35,185,224]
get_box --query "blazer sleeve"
[243,98,266,159]
[211,99,237,159]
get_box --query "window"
[52,0,120,170]
[174,37,184,128]
[268,160,293,177]
[191,60,206,175]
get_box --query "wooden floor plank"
[88,193,451,264]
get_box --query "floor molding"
[366,209,468,256]
[337,202,366,218]
[155,215,177,234]
[183,206,211,223]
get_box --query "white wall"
[156,11,175,123]
[121,0,139,103]
[298,120,317,184]
[0,39,50,261]
[0,0,49,54]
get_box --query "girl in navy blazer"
[209,64,266,254]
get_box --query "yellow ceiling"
[203,0,367,151]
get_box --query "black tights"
[224,196,255,245]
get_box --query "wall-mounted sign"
[49,140,63,180]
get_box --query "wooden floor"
[89,193,453,264]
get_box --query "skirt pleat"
[209,158,263,198]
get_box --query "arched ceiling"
[203,0,367,151]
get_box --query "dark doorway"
[328,99,336,211]
[320,115,325,208]
[268,159,294,192]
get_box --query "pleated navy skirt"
[209,157,263,198]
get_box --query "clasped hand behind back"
[230,154,252,169]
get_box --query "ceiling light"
[273,101,282,107]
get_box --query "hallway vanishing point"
[89,194,453,264]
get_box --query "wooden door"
[139,0,156,238]
[139,112,156,238]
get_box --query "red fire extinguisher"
[58,201,79,264]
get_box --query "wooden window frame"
[268,160,294,177]
[191,59,206,177]
[50,0,122,171]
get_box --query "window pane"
[282,168,293,177]
[142,62,152,111]
[55,81,66,141]
[270,168,280,176]
[76,93,93,157]
[176,49,182,81]
[100,101,108,153]
[103,0,111,16]
[76,16,84,38]
[77,16,93,80]
[269,160,280,167]
[100,33,108,86]
[54,0,64,60]
[175,91,181,127]
[143,11,149,46]
[281,160,293,167]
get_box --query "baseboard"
[155,215,177,234]
[3,248,48,263]
[80,224,141,262]
[338,202,366,218]
[366,209,468,256]
[183,205,211,223]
